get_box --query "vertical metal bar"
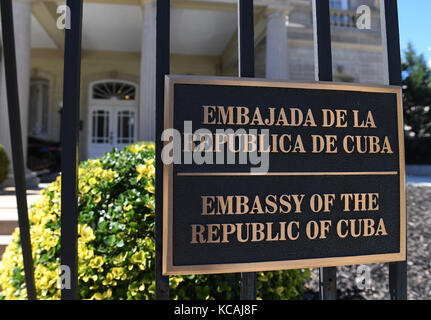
[318,267,337,300]
[389,262,407,300]
[312,0,337,300]
[238,0,256,300]
[381,0,402,86]
[155,0,170,300]
[238,0,255,78]
[240,272,257,300]
[0,0,36,300]
[312,0,333,82]
[60,0,83,300]
[380,0,407,301]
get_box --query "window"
[117,110,136,144]
[92,81,136,101]
[330,0,348,10]
[91,110,110,144]
[28,79,49,138]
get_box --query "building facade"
[0,0,385,182]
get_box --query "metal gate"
[0,0,406,300]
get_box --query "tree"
[402,43,431,137]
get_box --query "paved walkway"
[406,176,431,187]
[0,186,47,258]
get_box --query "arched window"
[92,81,136,101]
[28,79,49,138]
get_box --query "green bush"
[405,136,431,164]
[0,145,9,185]
[0,143,309,300]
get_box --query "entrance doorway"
[87,80,138,159]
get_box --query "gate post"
[155,0,170,300]
[238,0,256,301]
[312,0,337,301]
[0,0,36,300]
[60,0,83,300]
[380,0,408,301]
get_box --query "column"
[265,7,290,79]
[139,0,157,142]
[0,0,34,187]
[0,0,32,166]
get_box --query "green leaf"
[103,235,116,246]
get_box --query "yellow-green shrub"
[0,143,309,300]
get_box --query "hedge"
[0,143,309,300]
[405,136,431,164]
[0,145,9,185]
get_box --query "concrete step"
[0,188,41,260]
[0,235,12,258]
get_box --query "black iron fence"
[0,0,406,300]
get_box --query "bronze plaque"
[162,76,406,275]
